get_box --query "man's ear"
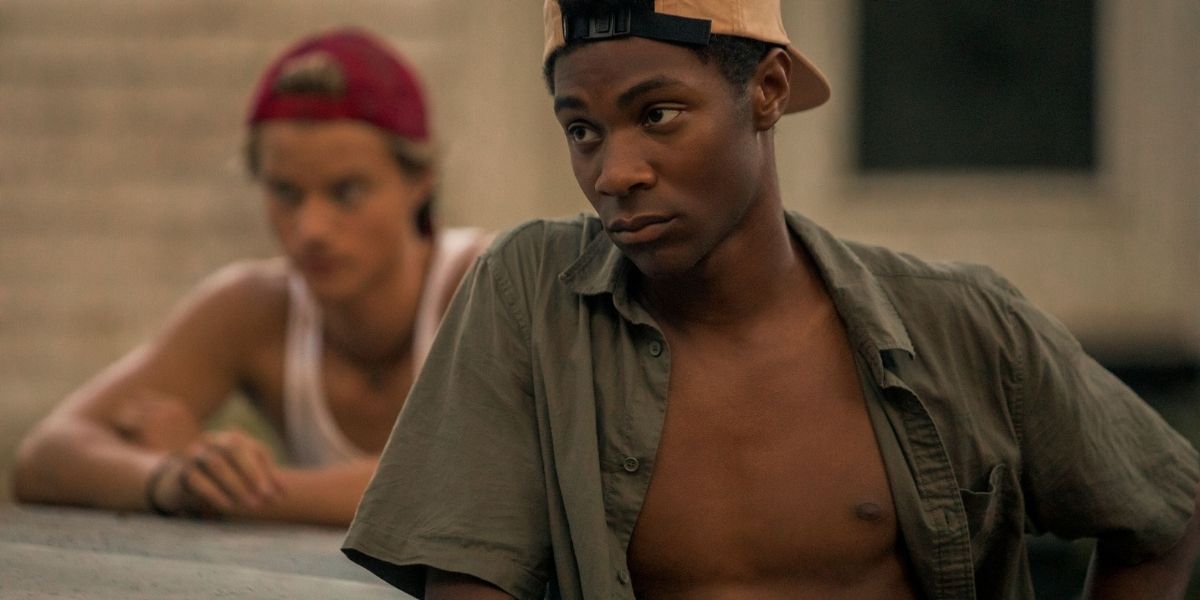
[750,48,792,131]
[408,169,438,238]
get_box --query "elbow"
[11,428,50,502]
[10,417,78,504]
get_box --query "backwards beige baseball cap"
[543,0,830,112]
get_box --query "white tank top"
[282,228,488,467]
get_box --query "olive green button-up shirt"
[344,212,1199,600]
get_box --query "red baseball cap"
[246,28,431,142]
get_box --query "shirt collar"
[783,212,913,359]
[558,227,625,297]
[558,211,915,365]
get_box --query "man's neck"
[320,242,433,368]
[639,206,815,334]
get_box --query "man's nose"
[294,197,336,241]
[594,133,655,198]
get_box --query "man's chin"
[301,275,357,304]
[623,248,697,283]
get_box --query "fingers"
[177,430,284,516]
[179,456,237,513]
[228,433,285,498]
[193,445,259,510]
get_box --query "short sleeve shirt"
[343,211,1199,600]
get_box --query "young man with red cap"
[13,29,489,526]
[344,1,1200,598]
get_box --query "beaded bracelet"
[144,455,182,517]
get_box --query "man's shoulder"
[170,258,291,340]
[827,235,1035,359]
[195,258,291,308]
[478,213,604,275]
[841,237,1020,304]
[120,259,289,403]
[816,233,1032,348]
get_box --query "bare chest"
[318,351,413,453]
[627,320,906,593]
[247,344,411,455]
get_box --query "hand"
[152,429,286,517]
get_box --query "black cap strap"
[563,6,711,47]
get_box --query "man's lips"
[296,255,339,275]
[606,214,675,245]
[607,214,673,233]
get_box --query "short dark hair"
[544,0,770,96]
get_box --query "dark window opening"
[857,1,1096,172]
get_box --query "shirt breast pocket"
[959,462,1008,570]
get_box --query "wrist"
[144,454,184,516]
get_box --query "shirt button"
[622,457,640,472]
[617,569,630,585]
[648,340,663,357]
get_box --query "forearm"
[230,458,378,527]
[1083,487,1200,599]
[13,417,164,511]
[1083,544,1198,600]
[426,568,514,600]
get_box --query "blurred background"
[1,1,1197,596]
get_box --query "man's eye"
[332,181,367,206]
[269,183,303,206]
[643,107,682,127]
[567,124,600,144]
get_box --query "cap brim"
[784,45,830,113]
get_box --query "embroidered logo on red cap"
[247,29,430,142]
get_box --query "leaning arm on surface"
[147,449,377,526]
[260,458,378,526]
[12,264,281,514]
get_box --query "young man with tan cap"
[343,1,1200,597]
[13,29,489,526]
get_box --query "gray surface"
[0,504,412,599]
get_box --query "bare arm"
[13,406,175,510]
[259,459,378,526]
[12,263,281,513]
[157,453,379,527]
[1083,483,1200,599]
[425,569,513,600]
